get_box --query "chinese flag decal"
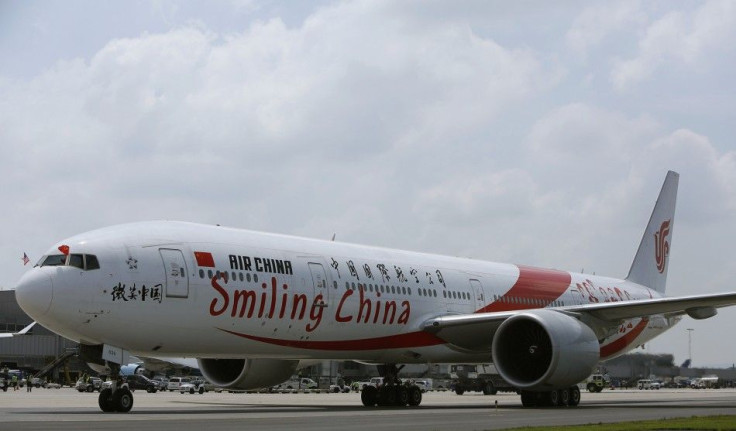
[194,251,215,267]
[58,245,70,256]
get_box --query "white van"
[167,376,191,392]
[637,379,660,390]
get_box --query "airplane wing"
[0,321,36,338]
[422,292,736,351]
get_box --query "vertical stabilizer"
[626,171,679,294]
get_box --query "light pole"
[687,328,694,366]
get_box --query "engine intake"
[198,358,299,390]
[492,309,599,390]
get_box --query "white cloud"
[611,0,736,90]
[566,0,644,55]
[1,0,554,268]
[2,0,736,366]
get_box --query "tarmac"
[1,387,735,431]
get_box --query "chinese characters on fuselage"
[111,282,163,303]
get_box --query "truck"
[586,374,610,393]
[691,375,719,389]
[449,364,514,395]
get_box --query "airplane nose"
[15,270,53,318]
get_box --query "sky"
[1,0,735,367]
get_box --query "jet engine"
[197,358,299,390]
[491,309,599,390]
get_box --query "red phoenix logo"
[654,220,671,273]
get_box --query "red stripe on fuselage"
[218,328,446,351]
[599,318,649,358]
[476,265,571,313]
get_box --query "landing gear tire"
[568,386,581,406]
[547,390,560,406]
[560,388,571,406]
[113,387,134,412]
[407,385,422,406]
[482,381,497,395]
[199,387,205,394]
[377,386,397,406]
[454,386,465,395]
[520,391,537,407]
[361,385,377,407]
[396,386,409,406]
[98,388,115,412]
[189,387,195,394]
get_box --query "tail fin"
[626,170,679,294]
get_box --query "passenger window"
[85,254,100,270]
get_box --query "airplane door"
[469,279,487,311]
[160,249,189,298]
[308,262,329,308]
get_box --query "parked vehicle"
[76,377,102,392]
[413,379,433,393]
[637,379,660,390]
[586,374,610,393]
[450,364,513,395]
[691,376,719,389]
[151,378,169,392]
[126,374,159,393]
[167,376,192,392]
[275,377,318,390]
[351,380,372,392]
[329,382,351,393]
[179,379,208,394]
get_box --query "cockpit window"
[38,253,100,271]
[39,255,67,267]
[85,255,100,270]
[69,254,84,269]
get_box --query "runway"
[1,388,736,431]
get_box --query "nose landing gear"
[97,363,133,413]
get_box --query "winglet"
[626,171,679,294]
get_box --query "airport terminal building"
[0,290,85,382]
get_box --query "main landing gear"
[360,364,423,407]
[519,386,580,407]
[97,363,133,413]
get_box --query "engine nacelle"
[197,358,299,390]
[491,309,599,390]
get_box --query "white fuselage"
[16,221,675,364]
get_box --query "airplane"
[0,321,36,338]
[14,170,736,412]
